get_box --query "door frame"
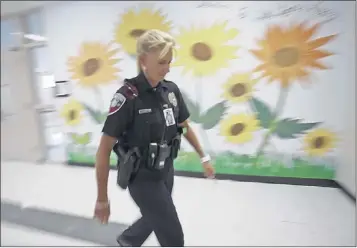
[1,13,49,163]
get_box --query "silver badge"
[168,92,177,107]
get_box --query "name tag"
[138,109,152,114]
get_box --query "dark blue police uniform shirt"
[102,72,190,146]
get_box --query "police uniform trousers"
[120,157,184,247]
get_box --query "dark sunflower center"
[191,42,212,61]
[273,47,300,67]
[129,29,146,38]
[83,58,101,76]
[231,123,245,136]
[314,136,325,149]
[231,83,246,97]
[69,110,77,121]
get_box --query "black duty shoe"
[116,235,132,247]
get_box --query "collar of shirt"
[134,71,168,93]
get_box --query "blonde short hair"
[136,29,175,72]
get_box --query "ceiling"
[1,1,54,18]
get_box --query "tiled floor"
[1,161,355,246]
[1,222,100,246]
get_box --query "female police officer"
[93,29,215,247]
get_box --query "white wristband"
[200,154,211,163]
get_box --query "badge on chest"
[163,108,176,127]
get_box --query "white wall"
[335,2,356,196]
[42,1,356,179]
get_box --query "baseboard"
[67,161,339,188]
[334,181,356,204]
[67,161,356,203]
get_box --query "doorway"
[1,48,46,162]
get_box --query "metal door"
[1,48,46,162]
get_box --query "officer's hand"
[202,161,215,179]
[94,200,110,224]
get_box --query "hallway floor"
[1,161,355,246]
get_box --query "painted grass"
[68,151,118,168]
[67,151,335,179]
[175,152,335,179]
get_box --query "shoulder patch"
[108,92,126,116]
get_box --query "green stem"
[254,86,289,166]
[195,76,215,158]
[81,145,86,155]
[93,86,104,123]
[94,86,103,110]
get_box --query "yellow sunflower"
[220,113,259,144]
[67,42,120,87]
[173,22,239,76]
[250,22,336,87]
[303,128,337,156]
[222,73,258,103]
[114,8,172,55]
[60,99,83,126]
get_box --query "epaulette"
[162,79,172,83]
[122,79,139,100]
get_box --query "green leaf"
[274,118,321,139]
[69,132,92,145]
[99,111,108,123]
[201,101,228,130]
[180,91,202,123]
[82,103,101,124]
[249,97,275,129]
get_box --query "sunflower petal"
[307,50,334,60]
[307,34,337,50]
[303,23,320,41]
[250,49,266,61]
[307,60,329,70]
[107,48,119,58]
[296,68,309,77]
[253,64,267,72]
[108,58,120,65]
[279,71,291,88]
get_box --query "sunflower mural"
[173,21,239,77]
[303,128,337,157]
[173,22,239,157]
[247,22,337,165]
[251,22,336,87]
[114,8,172,56]
[60,99,93,152]
[67,41,121,124]
[222,73,258,103]
[220,114,260,144]
[60,99,83,126]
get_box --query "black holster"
[171,133,181,159]
[114,143,141,190]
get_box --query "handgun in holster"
[113,143,141,190]
[170,132,182,159]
